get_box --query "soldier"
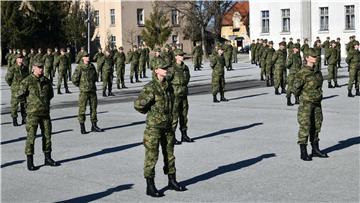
[22,49,30,70]
[255,39,263,66]
[265,41,275,87]
[75,46,88,64]
[33,48,44,63]
[287,37,294,57]
[42,48,54,84]
[66,47,72,81]
[281,37,287,57]
[101,49,115,97]
[192,42,203,71]
[93,47,105,81]
[210,46,228,102]
[224,41,233,71]
[5,54,29,126]
[314,41,322,72]
[139,45,148,78]
[114,46,127,89]
[5,49,13,68]
[150,48,162,71]
[286,44,302,105]
[250,40,256,64]
[55,48,71,94]
[271,41,286,94]
[301,38,310,60]
[17,62,60,171]
[293,48,329,161]
[326,40,340,88]
[134,59,186,197]
[53,47,60,78]
[168,49,194,145]
[143,42,151,70]
[72,53,104,134]
[259,39,269,81]
[127,45,141,83]
[313,36,321,47]
[10,48,17,67]
[322,37,331,66]
[336,37,342,68]
[232,42,238,63]
[345,41,360,97]
[28,48,36,73]
[346,35,355,54]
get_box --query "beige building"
[90,0,192,53]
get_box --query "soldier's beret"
[279,42,286,46]
[33,62,44,68]
[330,40,336,44]
[327,36,330,39]
[268,41,273,45]
[16,53,23,58]
[154,59,171,70]
[293,44,300,49]
[83,53,89,57]
[263,39,268,43]
[174,49,185,56]
[306,48,317,57]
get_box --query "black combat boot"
[356,89,360,96]
[102,91,107,97]
[122,84,127,89]
[117,84,121,89]
[266,79,270,87]
[299,144,312,161]
[12,117,19,126]
[287,97,293,106]
[44,152,60,166]
[295,96,300,104]
[168,174,187,191]
[80,123,86,134]
[220,92,229,102]
[130,77,134,83]
[181,130,194,142]
[328,82,334,88]
[334,82,340,88]
[91,122,104,132]
[22,117,26,125]
[311,142,329,158]
[213,95,220,103]
[174,137,182,145]
[27,155,39,171]
[57,88,62,95]
[108,91,115,96]
[260,75,264,81]
[281,88,286,94]
[146,178,163,197]
[275,88,280,95]
[348,89,354,97]
[65,88,71,94]
[136,79,141,83]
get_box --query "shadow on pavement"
[0,121,12,125]
[193,123,263,141]
[228,93,268,101]
[1,160,25,168]
[322,95,339,100]
[59,142,142,164]
[1,129,73,145]
[51,111,108,122]
[55,183,134,203]
[323,136,360,154]
[102,121,145,131]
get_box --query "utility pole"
[87,0,91,55]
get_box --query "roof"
[221,1,249,26]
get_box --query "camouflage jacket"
[127,50,140,65]
[144,47,150,60]
[345,49,360,67]
[139,48,147,63]
[271,49,286,67]
[260,46,269,61]
[301,44,309,56]
[43,54,54,69]
[22,54,30,69]
[134,77,174,129]
[192,45,203,57]
[55,55,69,71]
[167,62,190,97]
[346,40,355,53]
[33,53,44,63]
[5,64,29,91]
[286,52,302,74]
[210,54,225,76]
[325,47,338,65]
[265,47,275,65]
[224,44,233,57]
[17,74,53,116]
[293,65,323,103]
[114,52,126,67]
[322,40,330,50]
[287,41,294,54]
[72,63,98,92]
[161,51,173,65]
[101,55,114,72]
[250,43,256,52]
[53,52,60,68]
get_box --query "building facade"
[249,0,359,54]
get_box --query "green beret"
[293,44,300,49]
[154,48,161,52]
[16,53,23,58]
[174,49,185,56]
[33,62,44,68]
[307,48,317,57]
[154,59,171,70]
[82,53,89,57]
[279,41,286,46]
[330,40,336,44]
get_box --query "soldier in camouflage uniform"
[53,47,60,78]
[5,54,29,126]
[28,48,36,73]
[42,48,54,84]
[22,49,30,71]
[271,41,286,94]
[346,35,355,54]
[168,49,194,145]
[211,46,228,103]
[93,47,104,81]
[143,43,151,70]
[101,49,115,97]
[336,37,342,68]
[72,53,104,134]
[139,45,148,78]
[286,44,302,105]
[250,40,256,64]
[259,39,268,81]
[66,47,72,81]
[287,38,294,57]
[55,48,71,94]
[326,40,340,88]
[265,41,275,87]
[114,46,127,89]
[134,59,186,197]
[322,37,330,66]
[76,47,88,64]
[192,42,203,71]
[232,42,238,63]
[16,62,60,171]
[293,48,329,161]
[224,41,233,71]
[162,44,174,66]
[314,41,322,72]
[33,48,44,63]
[301,38,310,61]
[345,41,360,97]
[313,36,320,47]
[281,38,287,57]
[127,45,141,83]
[255,39,263,66]
[5,49,13,68]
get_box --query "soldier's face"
[175,55,184,62]
[306,55,317,64]
[155,52,160,57]
[83,56,90,64]
[218,49,224,55]
[16,58,23,65]
[155,68,167,80]
[33,66,43,76]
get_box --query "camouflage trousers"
[315,58,321,72]
[233,53,238,63]
[11,91,26,119]
[224,55,232,70]
[251,51,256,64]
[286,73,296,98]
[143,127,176,178]
[116,65,125,86]
[139,60,146,77]
[260,59,266,77]
[130,63,139,80]
[45,65,54,83]
[67,65,72,81]
[297,101,323,144]
[57,68,68,90]
[282,68,287,85]
[212,74,225,95]
[327,63,338,83]
[274,66,285,89]
[265,63,274,80]
[25,115,52,155]
[348,66,360,90]
[102,70,113,92]
[78,91,98,123]
[97,63,103,81]
[172,95,189,132]
[146,58,150,70]
[193,56,202,70]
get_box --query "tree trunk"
[201,24,208,58]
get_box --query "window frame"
[281,9,290,32]
[345,5,355,30]
[261,10,270,33]
[110,9,115,26]
[319,7,329,31]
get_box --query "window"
[110,35,116,48]
[281,9,290,32]
[171,9,179,25]
[137,9,144,26]
[345,5,355,30]
[110,9,115,25]
[319,7,328,31]
[172,35,178,44]
[94,10,99,26]
[261,10,269,33]
[137,35,143,46]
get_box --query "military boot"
[65,88,71,94]
[213,95,220,103]
[181,130,194,142]
[91,122,104,132]
[220,92,229,102]
[27,155,39,171]
[334,82,340,88]
[260,75,264,81]
[348,89,354,97]
[328,82,334,88]
[12,117,19,127]
[299,144,312,161]
[102,91,107,97]
[130,77,134,83]
[281,88,286,94]
[266,79,270,87]
[168,174,186,191]
[356,89,360,96]
[117,84,121,89]
[44,152,60,166]
[287,97,293,106]
[275,88,280,95]
[122,84,127,89]
[21,117,26,125]
[295,96,300,104]
[311,142,329,158]
[108,91,115,96]
[174,138,182,145]
[80,123,86,134]
[57,88,62,95]
[146,178,163,197]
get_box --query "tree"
[213,1,235,42]
[141,5,172,49]
[124,28,139,47]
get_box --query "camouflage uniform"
[76,50,88,64]
[127,48,140,83]
[114,50,126,88]
[224,43,233,70]
[5,50,12,68]
[255,41,262,65]
[210,50,226,100]
[33,51,44,64]
[42,53,54,83]
[22,51,30,71]
[286,49,302,99]
[192,44,203,71]
[314,45,322,72]
[53,50,60,77]
[326,42,339,87]
[93,49,105,81]
[250,41,256,64]
[101,54,114,95]
[345,41,360,96]
[322,39,330,65]
[65,50,72,81]
[265,43,275,86]
[28,50,36,73]
[139,47,147,78]
[232,44,238,63]
[55,53,70,94]
[336,40,341,68]
[287,40,293,57]
[271,46,286,92]
[260,43,268,80]
[144,46,151,70]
